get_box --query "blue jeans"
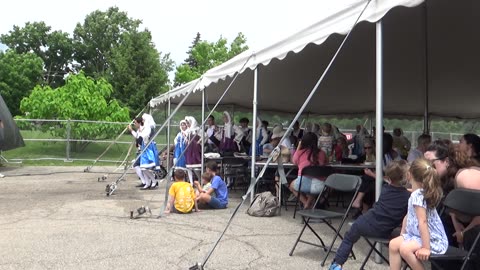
[208,197,227,209]
[334,216,387,265]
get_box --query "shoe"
[135,183,144,188]
[150,183,158,189]
[287,194,296,202]
[141,185,150,190]
[329,262,342,270]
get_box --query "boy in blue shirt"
[329,160,411,270]
[194,161,228,209]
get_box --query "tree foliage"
[0,50,44,115]
[174,32,249,86]
[19,72,130,151]
[0,22,74,87]
[72,7,173,114]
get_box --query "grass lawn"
[3,130,173,166]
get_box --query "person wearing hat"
[263,124,293,157]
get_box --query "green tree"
[73,7,172,113]
[19,72,130,151]
[108,30,172,115]
[0,50,44,115]
[173,33,249,86]
[0,22,74,87]
[184,32,201,68]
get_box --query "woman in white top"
[128,117,158,190]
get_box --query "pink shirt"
[293,148,327,176]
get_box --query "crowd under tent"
[149,0,479,203]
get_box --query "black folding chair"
[222,157,248,190]
[429,188,480,270]
[289,173,362,266]
[293,165,333,219]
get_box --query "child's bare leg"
[389,236,404,270]
[352,192,365,208]
[400,240,424,270]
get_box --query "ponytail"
[410,158,443,209]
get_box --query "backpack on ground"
[246,191,279,217]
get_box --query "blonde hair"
[385,160,409,184]
[410,158,443,209]
[201,172,213,182]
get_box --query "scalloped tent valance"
[150,0,480,119]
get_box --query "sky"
[0,0,359,69]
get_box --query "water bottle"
[332,148,337,163]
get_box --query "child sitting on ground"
[196,172,216,200]
[329,160,411,270]
[164,169,198,214]
[194,161,228,209]
[389,158,448,270]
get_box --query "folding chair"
[293,165,333,219]
[289,173,362,266]
[429,188,480,270]
[359,226,401,269]
[222,157,248,190]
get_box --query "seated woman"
[449,148,480,269]
[289,132,328,209]
[459,133,480,163]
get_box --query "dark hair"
[239,117,249,124]
[426,140,450,160]
[134,117,144,125]
[463,133,480,157]
[417,134,432,146]
[174,169,186,180]
[208,115,214,121]
[393,128,402,136]
[262,120,269,127]
[426,139,454,194]
[383,132,394,156]
[300,132,320,165]
[206,160,218,172]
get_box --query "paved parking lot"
[0,166,392,270]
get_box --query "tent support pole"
[251,67,258,203]
[375,19,384,264]
[166,99,171,170]
[201,89,206,176]
[423,1,430,134]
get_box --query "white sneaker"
[0,173,4,178]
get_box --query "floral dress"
[403,189,448,254]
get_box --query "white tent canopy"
[151,0,479,119]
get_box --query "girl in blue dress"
[389,158,448,270]
[173,120,188,168]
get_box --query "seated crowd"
[132,112,480,269]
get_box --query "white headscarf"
[184,116,199,135]
[142,113,156,130]
[174,120,188,145]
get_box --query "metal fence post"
[65,119,71,162]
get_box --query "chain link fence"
[2,118,465,164]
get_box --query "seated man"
[329,160,411,270]
[194,161,228,209]
[164,169,198,214]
